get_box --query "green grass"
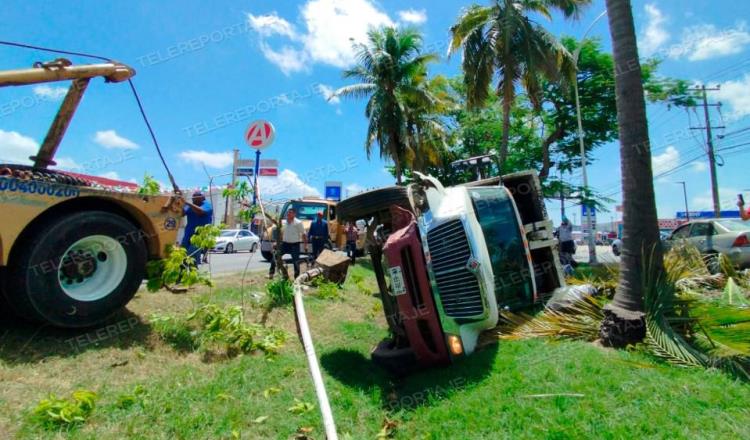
[5,264,750,439]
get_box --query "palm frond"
[496,296,605,341]
[333,83,377,100]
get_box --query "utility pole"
[689,85,725,218]
[675,181,689,222]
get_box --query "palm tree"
[334,27,439,184]
[448,0,591,172]
[598,0,664,347]
[404,75,457,173]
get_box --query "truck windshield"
[469,188,534,307]
[282,202,327,221]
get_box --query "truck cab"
[338,171,565,371]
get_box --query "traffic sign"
[244,120,275,150]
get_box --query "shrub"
[31,390,97,429]
[266,278,294,307]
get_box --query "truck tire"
[337,186,411,221]
[6,211,147,328]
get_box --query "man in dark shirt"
[181,191,213,264]
[308,210,328,260]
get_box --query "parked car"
[611,238,622,256]
[664,219,750,271]
[212,229,259,253]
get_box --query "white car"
[212,229,259,253]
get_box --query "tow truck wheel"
[7,211,147,328]
[261,251,273,261]
[337,186,411,222]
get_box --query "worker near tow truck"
[308,210,328,260]
[738,194,750,221]
[269,208,307,279]
[345,222,359,264]
[182,191,213,264]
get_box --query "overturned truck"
[338,171,566,373]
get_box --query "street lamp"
[675,181,690,222]
[573,9,608,265]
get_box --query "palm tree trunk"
[599,0,664,347]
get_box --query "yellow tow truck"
[0,59,183,328]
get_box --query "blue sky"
[2,0,750,225]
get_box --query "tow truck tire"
[337,186,411,221]
[261,251,274,262]
[6,211,147,328]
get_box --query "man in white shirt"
[269,208,307,279]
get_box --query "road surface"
[574,245,619,264]
[201,244,618,277]
[202,251,270,275]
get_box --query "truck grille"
[426,220,484,318]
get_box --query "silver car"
[212,229,259,254]
[665,219,750,269]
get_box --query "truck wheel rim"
[57,235,128,302]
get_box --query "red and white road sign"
[244,120,275,150]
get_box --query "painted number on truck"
[388,266,407,296]
[0,177,80,198]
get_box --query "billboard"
[676,211,741,219]
[325,181,342,201]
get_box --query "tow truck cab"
[375,171,565,369]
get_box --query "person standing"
[738,195,750,220]
[345,222,359,264]
[182,191,213,264]
[269,208,307,279]
[308,210,328,260]
[557,216,577,268]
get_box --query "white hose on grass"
[293,269,338,439]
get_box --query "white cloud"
[94,130,139,149]
[669,22,750,61]
[0,129,39,164]
[640,4,670,57]
[33,85,68,100]
[98,171,120,180]
[258,169,321,198]
[691,161,708,172]
[398,9,427,25]
[247,0,394,74]
[692,187,741,211]
[345,183,365,196]
[258,43,309,75]
[316,84,341,104]
[53,157,82,170]
[715,73,750,120]
[247,12,298,38]
[178,150,234,169]
[652,145,680,176]
[0,130,81,169]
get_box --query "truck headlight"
[447,334,463,356]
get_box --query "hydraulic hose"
[293,268,338,439]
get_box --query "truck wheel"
[261,251,273,262]
[7,211,147,328]
[338,186,411,222]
